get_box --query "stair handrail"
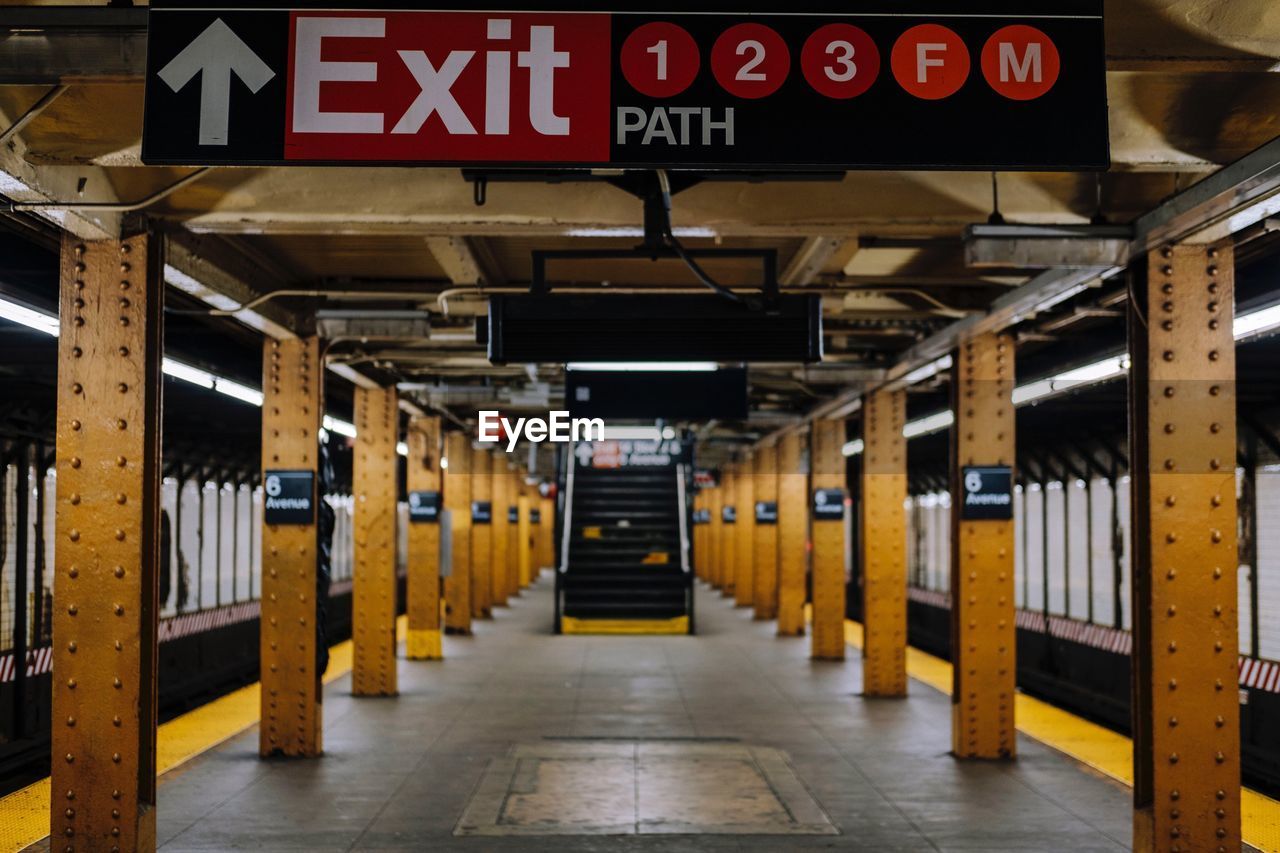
[675,462,691,574]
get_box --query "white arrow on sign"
[158,18,275,147]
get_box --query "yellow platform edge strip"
[0,616,407,853]
[841,617,1280,853]
[561,615,689,635]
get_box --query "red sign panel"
[283,12,611,162]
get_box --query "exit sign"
[142,1,1107,170]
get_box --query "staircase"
[556,454,692,633]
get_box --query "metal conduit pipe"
[0,84,69,148]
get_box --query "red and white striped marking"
[909,585,1272,693]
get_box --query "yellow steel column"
[352,386,398,697]
[951,331,1016,759]
[692,488,706,580]
[259,336,323,756]
[517,489,533,587]
[811,419,847,661]
[506,468,521,597]
[470,447,493,618]
[491,456,510,608]
[52,233,162,850]
[707,484,723,590]
[538,493,555,573]
[753,446,779,620]
[861,388,908,697]
[405,415,443,661]
[734,454,756,608]
[720,468,737,598]
[1130,240,1240,852]
[443,432,472,634]
[777,431,808,637]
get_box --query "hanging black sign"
[722,505,737,524]
[530,508,542,524]
[471,500,493,524]
[508,505,519,523]
[812,488,845,521]
[754,501,779,524]
[408,490,442,524]
[142,1,1107,170]
[263,470,314,525]
[960,466,1014,520]
[692,508,711,524]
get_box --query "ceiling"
[0,0,1278,463]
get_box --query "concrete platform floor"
[153,578,1132,851]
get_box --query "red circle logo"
[801,24,880,99]
[621,22,701,98]
[981,25,1060,100]
[711,23,791,99]
[890,24,970,100]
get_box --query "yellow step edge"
[842,616,1280,853]
[561,615,689,635]
[0,616,407,853]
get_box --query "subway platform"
[94,579,1135,852]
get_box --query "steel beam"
[51,232,162,850]
[810,420,846,661]
[0,7,147,83]
[776,431,807,637]
[443,433,472,633]
[734,453,756,609]
[950,332,1017,759]
[861,388,908,697]
[753,446,779,620]
[707,483,723,590]
[352,386,398,697]
[405,416,443,661]
[693,488,707,582]
[1129,239,1240,851]
[259,336,323,756]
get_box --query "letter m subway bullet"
[284,12,611,162]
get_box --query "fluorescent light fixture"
[0,296,59,336]
[564,226,716,239]
[213,378,265,406]
[323,416,357,438]
[162,359,215,389]
[1234,302,1280,341]
[602,425,662,441]
[661,426,676,440]
[441,457,449,469]
[841,438,864,457]
[901,354,952,386]
[566,361,718,372]
[396,441,408,457]
[1012,354,1128,406]
[903,411,955,439]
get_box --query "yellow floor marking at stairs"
[843,617,1280,853]
[0,617,406,853]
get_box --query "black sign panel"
[755,501,779,524]
[722,506,737,524]
[408,490,442,524]
[530,508,542,525]
[143,2,1106,170]
[566,369,748,420]
[263,470,315,525]
[692,508,711,525]
[471,500,493,524]
[508,505,519,524]
[961,466,1014,520]
[575,438,690,470]
[812,488,845,521]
